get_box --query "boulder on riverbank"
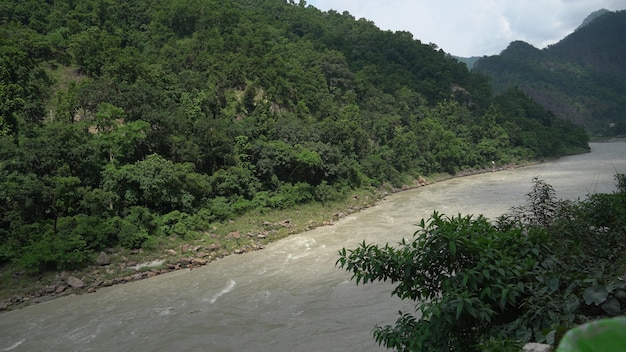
[96,251,111,266]
[66,276,84,288]
[523,343,553,352]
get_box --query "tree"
[94,102,149,164]
[0,115,10,136]
[69,26,120,76]
[102,154,210,214]
[337,179,626,351]
[337,212,543,351]
[0,23,50,129]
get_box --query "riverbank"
[0,161,538,313]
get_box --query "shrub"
[338,177,626,351]
[158,210,196,239]
[338,212,551,351]
[116,219,150,249]
[114,206,156,249]
[19,223,90,272]
[275,182,315,207]
[314,180,335,204]
[205,196,234,222]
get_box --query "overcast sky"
[305,0,626,57]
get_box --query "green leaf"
[500,288,508,309]
[548,277,560,292]
[557,317,626,351]
[466,303,477,318]
[546,330,556,345]
[456,300,464,320]
[566,280,580,294]
[516,327,532,342]
[601,297,622,316]
[461,273,469,287]
[564,294,580,313]
[449,240,457,256]
[584,286,609,305]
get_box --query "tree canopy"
[0,0,589,272]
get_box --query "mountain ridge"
[472,9,626,136]
[576,8,611,30]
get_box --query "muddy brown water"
[1,141,624,352]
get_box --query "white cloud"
[306,0,626,57]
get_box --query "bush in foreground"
[337,176,626,351]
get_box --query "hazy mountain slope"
[473,10,626,136]
[453,55,481,70]
[576,8,611,30]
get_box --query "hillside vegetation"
[0,0,588,277]
[473,10,626,136]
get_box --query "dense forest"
[0,0,589,273]
[473,10,626,136]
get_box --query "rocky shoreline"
[0,161,538,313]
[0,215,357,313]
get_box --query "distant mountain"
[453,56,481,70]
[576,8,611,30]
[473,10,626,136]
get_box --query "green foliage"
[0,0,590,274]
[314,180,336,204]
[157,210,200,239]
[204,196,235,222]
[56,214,117,251]
[209,165,260,200]
[557,317,626,352]
[338,212,545,351]
[103,154,210,214]
[338,177,626,351]
[18,217,103,272]
[114,206,155,249]
[19,232,88,272]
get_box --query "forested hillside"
[0,0,588,273]
[473,10,626,136]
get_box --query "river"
[1,141,624,352]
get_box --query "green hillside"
[473,10,626,136]
[0,0,588,274]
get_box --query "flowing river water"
[1,141,625,352]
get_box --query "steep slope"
[473,10,626,136]
[576,8,611,30]
[1,0,588,275]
